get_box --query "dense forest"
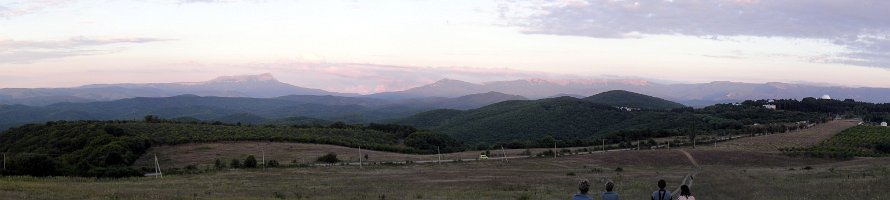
[395,93,837,147]
[0,118,460,177]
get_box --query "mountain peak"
[207,73,278,83]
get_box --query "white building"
[763,104,777,110]
[882,122,888,127]
[821,94,832,100]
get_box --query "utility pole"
[154,154,162,178]
[501,146,507,162]
[358,146,363,169]
[637,140,640,150]
[602,139,605,153]
[262,148,265,170]
[2,153,5,171]
[554,141,558,158]
[436,146,441,164]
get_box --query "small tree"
[316,153,339,163]
[214,158,225,169]
[230,159,242,168]
[266,160,280,167]
[244,155,258,168]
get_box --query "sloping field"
[134,142,603,169]
[5,149,888,200]
[717,120,860,152]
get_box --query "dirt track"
[717,120,859,152]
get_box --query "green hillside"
[786,125,890,158]
[0,120,459,177]
[583,90,687,110]
[396,96,829,146]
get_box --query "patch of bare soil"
[717,120,859,153]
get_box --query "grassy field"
[134,142,605,169]
[3,149,889,200]
[717,119,859,152]
[5,120,889,199]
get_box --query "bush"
[267,160,280,167]
[615,167,624,172]
[230,159,242,168]
[244,155,258,168]
[214,158,225,169]
[538,150,555,157]
[317,153,340,163]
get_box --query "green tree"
[266,160,280,167]
[214,158,225,169]
[316,153,339,163]
[244,155,258,168]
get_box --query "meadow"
[2,149,889,200]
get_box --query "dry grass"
[5,149,889,200]
[134,142,601,169]
[716,120,860,153]
[5,120,885,199]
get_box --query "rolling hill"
[584,90,687,110]
[395,97,639,144]
[394,94,839,145]
[0,73,356,106]
[0,92,527,131]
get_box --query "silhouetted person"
[571,179,593,200]
[602,181,619,200]
[651,179,672,200]
[678,185,695,200]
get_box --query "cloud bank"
[0,37,172,64]
[500,0,890,68]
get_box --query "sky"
[1,0,890,94]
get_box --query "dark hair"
[579,179,590,194]
[605,181,614,192]
[657,179,666,189]
[680,185,691,197]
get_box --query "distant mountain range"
[0,73,356,106]
[3,73,890,107]
[0,91,525,130]
[367,78,890,106]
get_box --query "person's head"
[578,179,591,194]
[605,181,615,192]
[657,179,666,190]
[680,185,691,197]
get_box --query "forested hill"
[0,120,459,177]
[395,96,834,146]
[583,90,687,110]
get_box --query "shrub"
[230,159,242,168]
[317,153,340,163]
[267,160,280,167]
[615,167,624,172]
[538,150,555,157]
[244,155,258,168]
[214,158,225,169]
